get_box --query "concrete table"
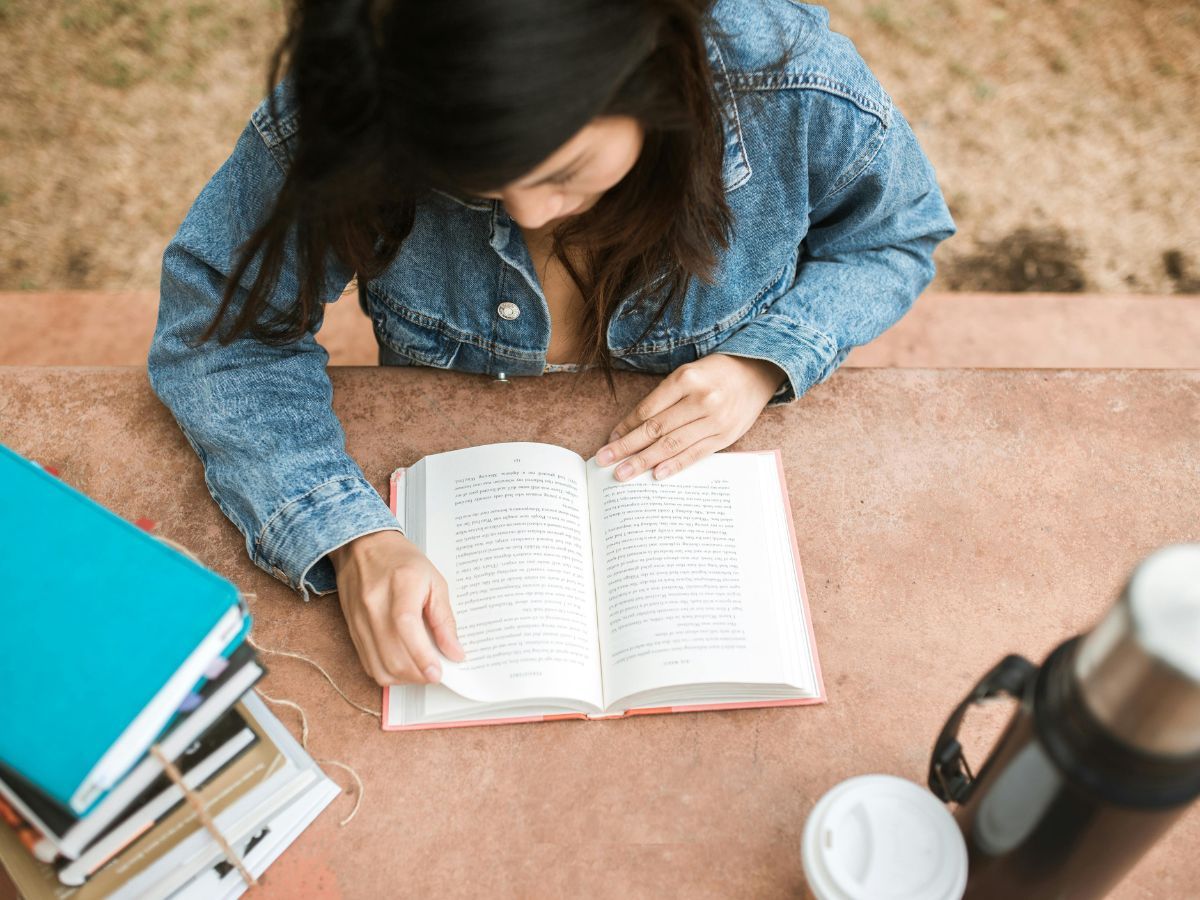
[1,366,1197,898]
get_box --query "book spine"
[0,794,54,862]
[0,779,62,862]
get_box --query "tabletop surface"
[1,365,1197,898]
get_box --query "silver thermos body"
[929,544,1200,898]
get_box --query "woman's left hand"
[595,353,786,481]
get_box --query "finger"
[360,580,424,684]
[340,592,394,686]
[425,575,465,662]
[375,569,446,685]
[605,371,690,446]
[377,619,426,684]
[598,396,702,468]
[389,579,445,683]
[613,418,721,482]
[650,435,727,481]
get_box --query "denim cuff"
[711,312,840,406]
[254,475,403,599]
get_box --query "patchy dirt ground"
[1,0,1197,294]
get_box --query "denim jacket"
[149,0,956,597]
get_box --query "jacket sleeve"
[148,103,401,598]
[711,103,956,405]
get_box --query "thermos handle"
[928,654,1038,804]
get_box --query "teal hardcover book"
[0,444,246,814]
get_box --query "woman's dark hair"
[204,0,733,386]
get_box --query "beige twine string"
[246,632,381,719]
[253,692,366,826]
[241,618,375,827]
[149,534,373,830]
[149,744,260,890]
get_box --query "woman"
[149,0,955,688]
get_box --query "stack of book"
[0,445,339,898]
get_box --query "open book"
[383,442,824,729]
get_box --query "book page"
[418,442,603,710]
[587,452,812,709]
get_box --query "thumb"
[425,576,465,662]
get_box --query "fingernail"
[423,663,442,684]
[608,430,619,443]
[597,448,613,465]
[654,466,670,480]
[615,463,633,480]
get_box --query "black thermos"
[928,545,1200,898]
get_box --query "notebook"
[0,444,246,814]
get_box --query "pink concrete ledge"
[1,290,1198,370]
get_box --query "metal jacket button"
[497,301,520,320]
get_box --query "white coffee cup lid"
[802,774,968,900]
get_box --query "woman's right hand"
[328,530,465,687]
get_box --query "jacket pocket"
[609,256,798,372]
[690,257,798,356]
[366,290,457,368]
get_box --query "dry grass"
[0,0,284,290]
[829,0,1200,293]
[1,0,1198,293]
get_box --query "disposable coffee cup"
[802,774,968,900]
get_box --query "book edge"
[379,697,826,731]
[768,448,828,704]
